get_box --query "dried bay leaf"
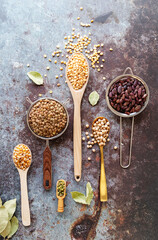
[0,206,9,233]
[27,71,43,85]
[88,91,99,106]
[7,216,19,239]
[4,199,16,220]
[0,221,11,238]
[71,182,93,205]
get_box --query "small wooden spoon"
[13,144,31,226]
[66,52,89,182]
[92,117,110,202]
[56,179,66,212]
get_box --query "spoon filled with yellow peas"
[92,117,110,202]
[13,144,32,226]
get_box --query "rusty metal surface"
[0,0,158,239]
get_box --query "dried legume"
[28,99,67,138]
[13,144,31,170]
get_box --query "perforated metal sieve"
[106,67,149,168]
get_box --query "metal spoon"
[65,52,89,182]
[92,117,110,202]
[13,144,32,226]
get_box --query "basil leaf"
[0,221,11,238]
[86,182,94,205]
[7,216,19,239]
[27,71,43,85]
[0,206,9,233]
[4,199,16,220]
[0,198,2,207]
[71,192,87,204]
[88,91,99,106]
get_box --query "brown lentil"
[28,99,67,138]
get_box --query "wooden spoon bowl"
[56,179,66,213]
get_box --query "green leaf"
[0,198,2,207]
[71,192,87,204]
[0,221,11,238]
[88,91,100,106]
[71,182,94,206]
[4,199,16,220]
[7,216,19,239]
[27,71,43,85]
[0,206,9,233]
[86,182,94,205]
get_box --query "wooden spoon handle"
[73,101,82,181]
[100,146,108,202]
[58,199,64,212]
[43,146,52,190]
[19,172,31,226]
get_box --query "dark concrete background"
[0,0,158,239]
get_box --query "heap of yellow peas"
[13,144,31,170]
[67,53,88,90]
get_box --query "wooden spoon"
[66,52,89,182]
[56,179,66,212]
[13,144,31,226]
[92,117,110,202]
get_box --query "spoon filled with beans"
[13,144,32,226]
[92,117,110,202]
[66,52,89,182]
[26,97,69,190]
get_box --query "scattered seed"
[56,75,59,79]
[87,136,90,139]
[27,64,30,67]
[54,60,57,64]
[101,43,104,47]
[60,67,63,71]
[98,68,100,72]
[57,83,61,87]
[86,124,89,128]
[114,146,118,150]
[100,65,103,68]
[86,132,89,135]
[82,137,86,141]
[77,17,80,20]
[49,90,53,94]
[60,74,63,77]
[103,77,106,80]
[107,138,110,142]
[49,59,52,62]
[44,74,47,77]
[44,54,47,58]
[90,134,93,137]
[109,48,113,51]
[102,59,105,62]
[80,7,83,10]
[88,157,91,161]
[46,67,50,70]
[91,19,94,23]
[56,45,60,49]
[39,93,42,97]
[92,148,96,152]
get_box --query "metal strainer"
[106,67,149,168]
[26,97,69,189]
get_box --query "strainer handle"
[120,116,134,168]
[123,67,134,75]
[43,140,52,190]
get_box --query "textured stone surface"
[0,0,158,239]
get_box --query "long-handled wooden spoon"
[13,144,31,226]
[66,52,89,182]
[92,117,110,202]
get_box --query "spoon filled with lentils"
[27,98,69,190]
[92,117,110,202]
